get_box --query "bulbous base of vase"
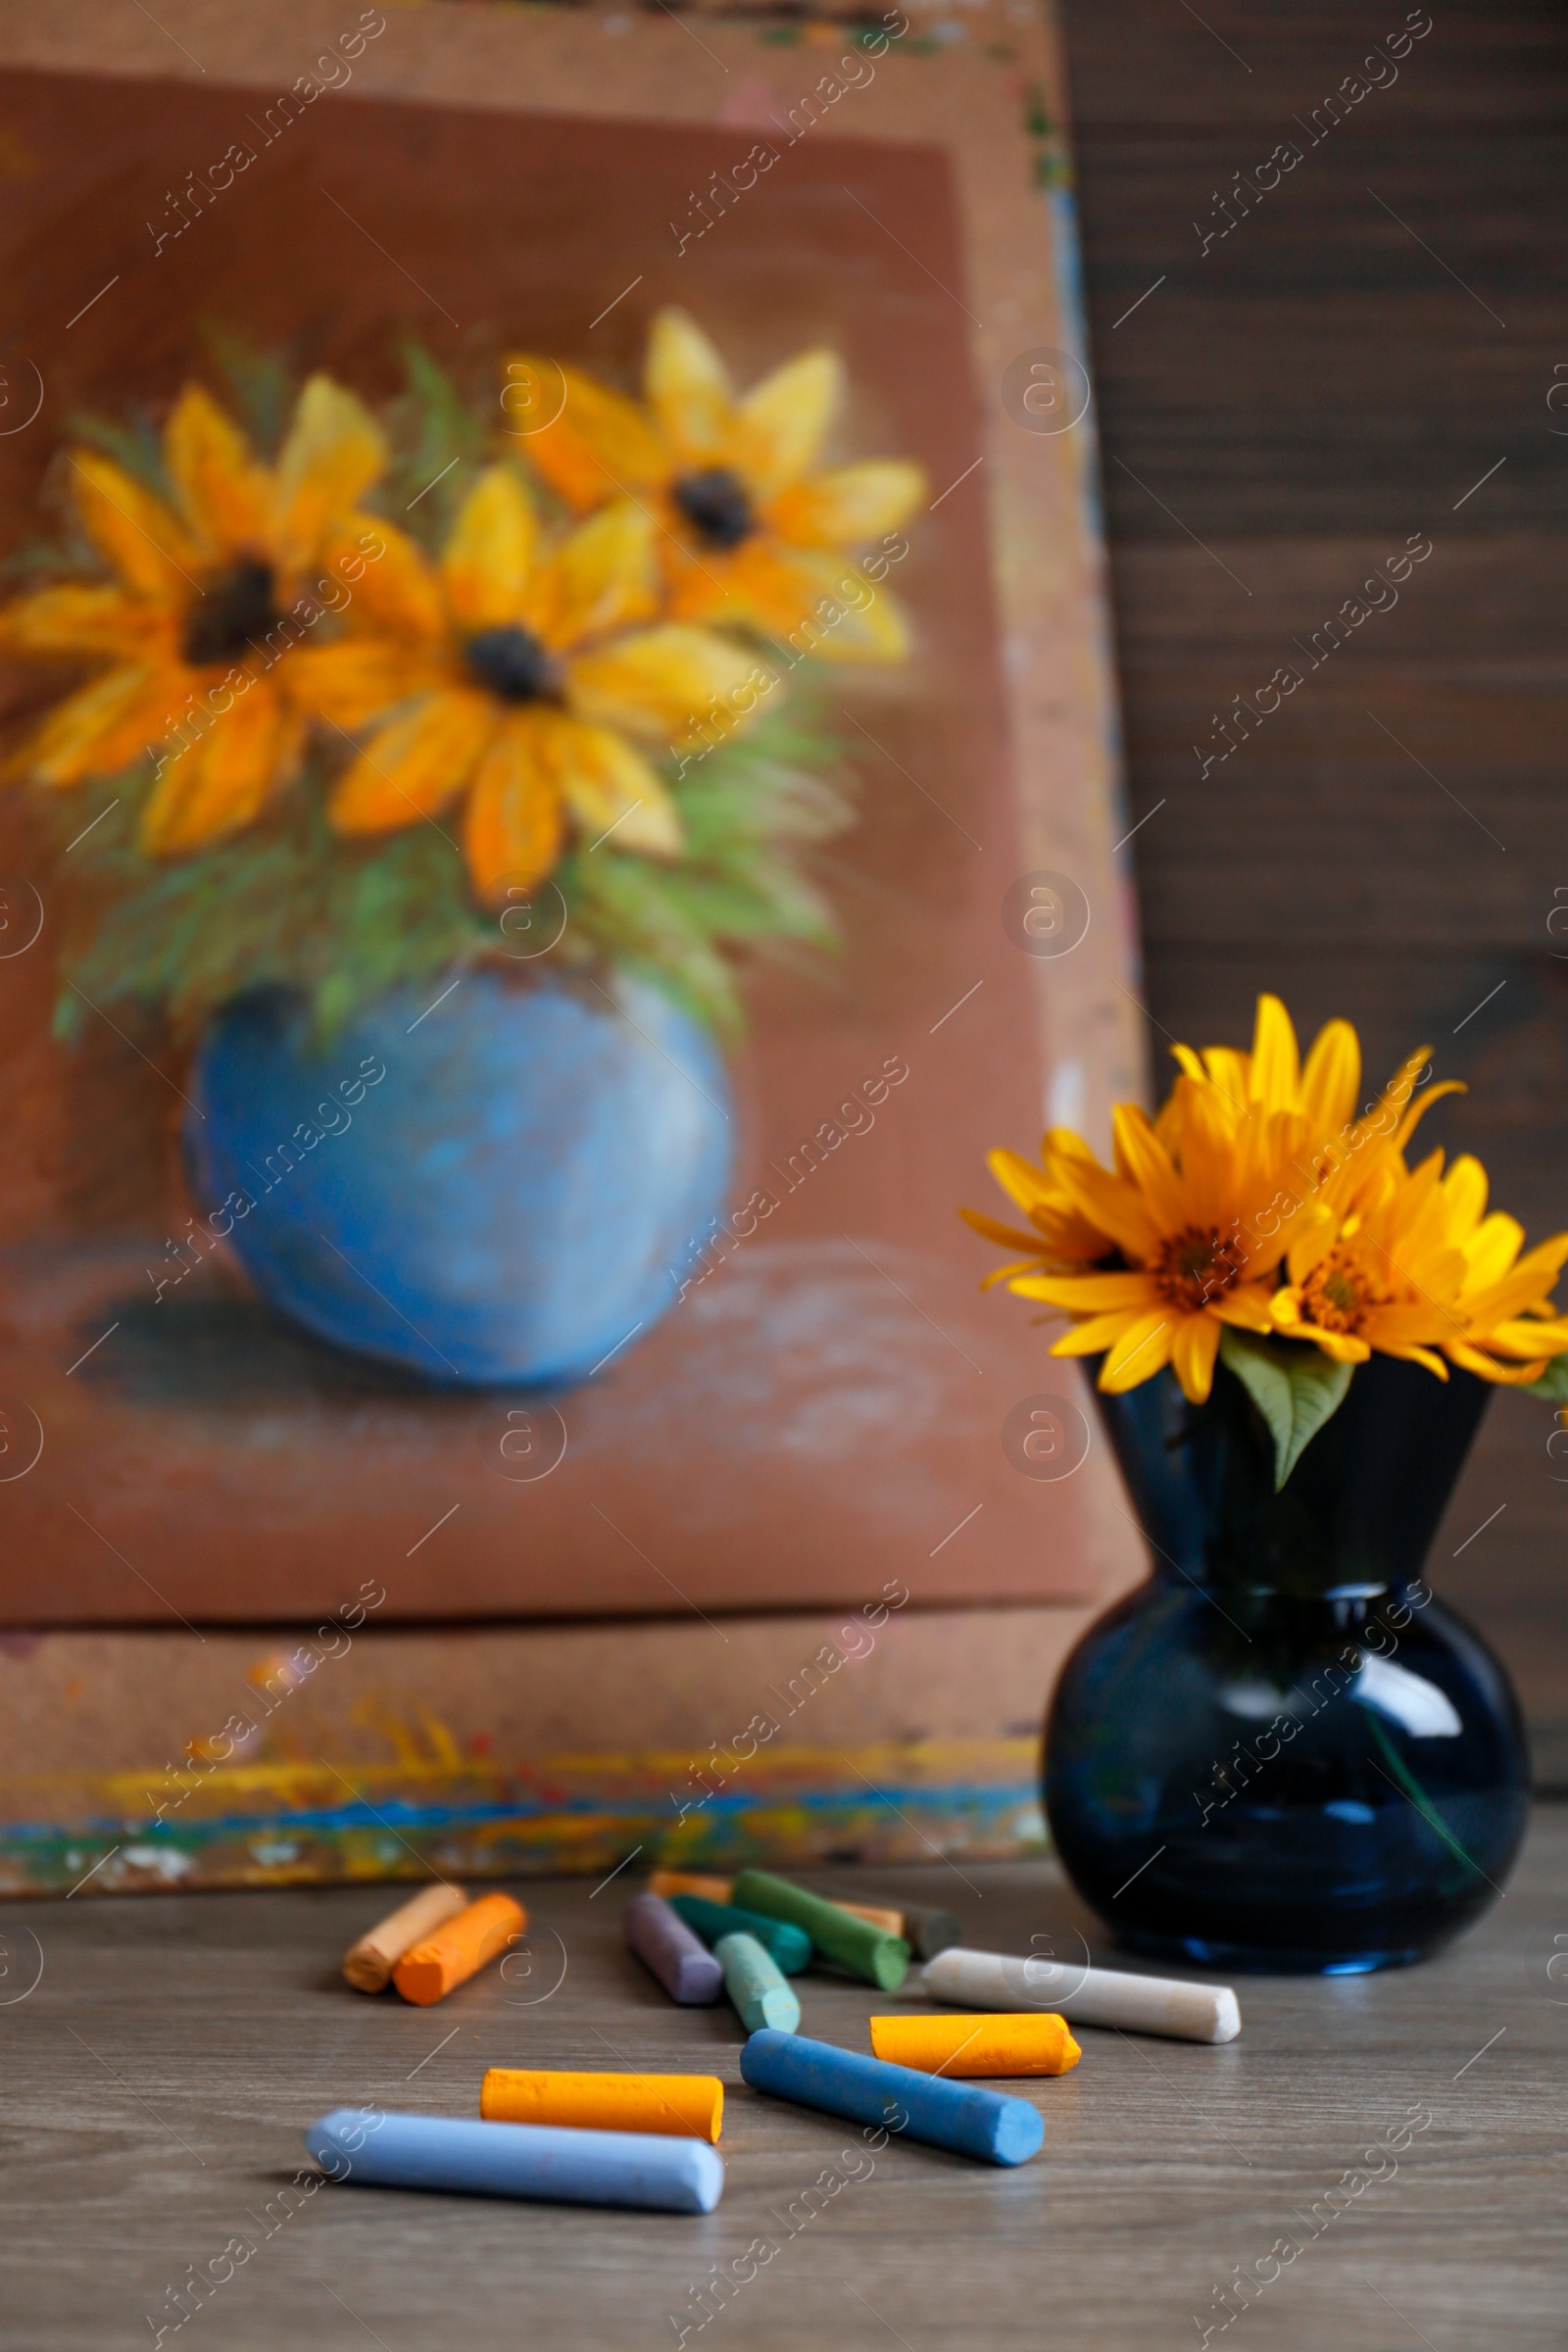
[1043,1578,1530,1977]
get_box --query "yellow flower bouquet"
[968,994,1568,1484]
[974,996,1549,1971]
[5,315,923,1041]
[0,317,923,1389]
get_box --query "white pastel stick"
[921,1946,1241,2044]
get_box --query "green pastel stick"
[714,1932,801,2034]
[668,1895,812,1975]
[732,1869,911,1990]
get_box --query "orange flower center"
[1301,1252,1378,1334]
[1149,1224,1249,1314]
[181,557,281,667]
[672,466,755,551]
[465,624,564,706]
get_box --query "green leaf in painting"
[1218,1327,1353,1490]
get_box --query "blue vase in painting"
[1044,1354,1529,1973]
[185,969,732,1386]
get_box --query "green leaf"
[1218,1328,1353,1490]
[1523,1351,1568,1403]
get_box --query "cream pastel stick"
[921,1947,1241,2044]
[342,1883,469,1992]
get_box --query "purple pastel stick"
[625,1891,723,2004]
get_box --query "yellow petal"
[273,374,387,573]
[164,384,272,556]
[509,358,669,511]
[140,688,302,854]
[1023,1271,1157,1313]
[442,467,537,633]
[769,460,926,547]
[13,664,176,785]
[1299,1017,1360,1139]
[1099,1309,1176,1392]
[567,624,769,749]
[289,640,444,731]
[960,1206,1051,1256]
[69,451,200,603]
[1249,993,1300,1111]
[732,349,843,501]
[329,690,496,833]
[463,714,564,903]
[322,516,444,641]
[671,539,911,662]
[0,584,153,658]
[545,715,681,857]
[1048,1308,1147,1356]
[531,502,659,651]
[646,310,734,463]
[1172,1313,1221,1404]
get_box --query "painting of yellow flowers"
[0,50,1127,1631]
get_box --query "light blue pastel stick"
[714,1930,801,2034]
[304,2109,724,2213]
[740,2031,1043,2167]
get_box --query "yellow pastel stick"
[869,2012,1082,2078]
[480,2068,723,2142]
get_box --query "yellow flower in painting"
[291,464,770,903]
[508,310,925,661]
[1272,1149,1568,1384]
[0,377,386,853]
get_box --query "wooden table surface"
[2,1819,1565,2350]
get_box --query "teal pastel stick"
[715,1931,801,2034]
[739,2031,1042,2167]
[669,1894,812,1975]
[304,2109,723,2213]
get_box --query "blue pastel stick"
[304,2109,724,2213]
[625,1891,723,2004]
[739,2031,1043,2167]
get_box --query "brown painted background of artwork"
[0,61,1099,1625]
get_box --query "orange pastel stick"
[393,1893,526,2006]
[480,2068,723,2142]
[648,1868,903,1937]
[648,1869,734,1902]
[868,2012,1081,2078]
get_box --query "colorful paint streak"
[0,1736,1045,1898]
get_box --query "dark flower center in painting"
[181,557,281,667]
[1150,1223,1250,1315]
[464,625,564,705]
[671,466,755,551]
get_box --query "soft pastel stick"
[894,1900,962,1960]
[922,1947,1241,2044]
[625,1892,722,2005]
[392,1892,525,2006]
[740,2030,1042,2167]
[342,1883,469,1992]
[869,2012,1081,2078]
[669,1894,812,1975]
[732,1868,910,1990]
[649,1868,735,1904]
[480,2068,723,2142]
[650,1868,902,1939]
[305,2108,723,2213]
[715,1932,801,2034]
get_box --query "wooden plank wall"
[1057,0,1568,1772]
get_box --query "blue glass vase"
[1044,1354,1529,1973]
